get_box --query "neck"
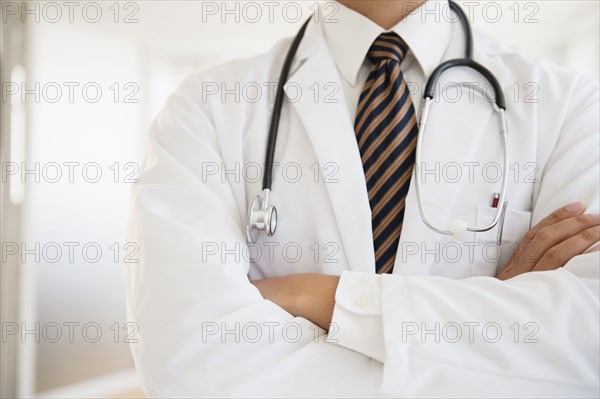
[337,0,426,29]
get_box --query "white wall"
[463,0,599,79]
[21,20,143,395]
[6,0,598,397]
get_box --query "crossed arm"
[252,202,600,330]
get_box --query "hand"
[497,202,600,280]
[251,274,339,330]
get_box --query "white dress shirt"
[322,0,453,120]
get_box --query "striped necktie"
[354,32,419,274]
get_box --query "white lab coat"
[125,9,600,398]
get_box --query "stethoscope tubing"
[247,0,509,244]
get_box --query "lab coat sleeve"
[125,74,384,398]
[330,73,600,397]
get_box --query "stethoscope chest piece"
[246,189,277,244]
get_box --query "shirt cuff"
[328,271,385,363]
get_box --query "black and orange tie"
[354,32,419,274]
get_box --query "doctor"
[126,0,600,397]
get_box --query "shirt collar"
[322,0,452,85]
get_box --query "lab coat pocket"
[474,206,532,276]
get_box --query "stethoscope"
[246,0,509,245]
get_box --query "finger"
[512,202,585,273]
[534,225,600,271]
[584,243,600,254]
[496,263,520,281]
[520,202,586,247]
[525,213,600,260]
[499,209,596,280]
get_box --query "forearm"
[251,273,340,330]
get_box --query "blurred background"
[1,1,598,398]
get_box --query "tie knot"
[367,32,409,65]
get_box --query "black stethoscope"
[246,0,509,245]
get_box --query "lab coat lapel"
[286,38,376,274]
[394,48,511,275]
